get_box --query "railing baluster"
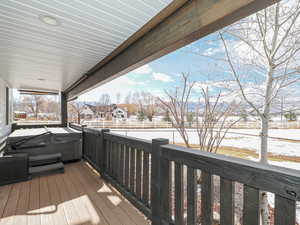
[142,151,150,206]
[274,195,296,225]
[161,158,171,223]
[99,129,109,172]
[114,142,118,178]
[243,185,260,225]
[109,140,113,176]
[105,140,110,173]
[130,147,136,193]
[125,145,130,189]
[119,144,125,185]
[117,143,121,181]
[111,141,116,178]
[91,133,96,164]
[136,149,142,199]
[201,171,213,225]
[220,178,235,225]
[187,166,197,225]
[174,162,184,225]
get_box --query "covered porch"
[1,0,299,224]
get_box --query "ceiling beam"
[65,0,278,100]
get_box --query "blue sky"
[78,34,223,103]
[77,29,300,106]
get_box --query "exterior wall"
[0,77,11,139]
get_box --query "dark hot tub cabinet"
[0,127,82,185]
[6,127,82,162]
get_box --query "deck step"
[29,162,64,176]
[29,153,62,166]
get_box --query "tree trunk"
[259,119,270,225]
[260,191,270,225]
[35,101,38,120]
[260,117,269,164]
[259,68,273,225]
[77,112,81,124]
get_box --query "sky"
[77,22,300,111]
[77,34,223,103]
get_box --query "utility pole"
[280,96,284,121]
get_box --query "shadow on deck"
[0,161,149,225]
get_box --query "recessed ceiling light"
[39,15,60,26]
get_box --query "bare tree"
[130,91,157,121]
[158,74,240,151]
[158,73,194,148]
[196,88,240,152]
[22,95,44,119]
[116,92,121,104]
[124,92,132,104]
[214,1,300,223]
[98,94,111,106]
[68,102,84,124]
[140,92,157,121]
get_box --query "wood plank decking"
[0,161,150,225]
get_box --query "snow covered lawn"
[113,128,300,158]
[112,128,300,170]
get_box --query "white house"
[80,104,95,120]
[111,106,127,121]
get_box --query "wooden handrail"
[82,128,299,225]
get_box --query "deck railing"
[81,127,300,225]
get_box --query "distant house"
[117,104,138,116]
[80,104,96,120]
[82,104,128,121]
[111,106,127,120]
[14,111,26,120]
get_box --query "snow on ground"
[113,128,300,157]
[227,129,300,140]
[221,135,300,157]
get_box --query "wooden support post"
[61,92,68,127]
[151,138,169,225]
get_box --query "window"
[13,89,60,124]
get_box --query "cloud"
[78,76,145,102]
[202,47,223,56]
[120,76,145,85]
[132,64,152,74]
[152,72,174,82]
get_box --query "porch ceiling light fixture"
[39,15,60,26]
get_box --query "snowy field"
[112,128,300,170]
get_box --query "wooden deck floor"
[0,161,150,225]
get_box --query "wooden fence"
[82,120,300,129]
[81,126,300,225]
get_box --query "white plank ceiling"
[0,0,172,92]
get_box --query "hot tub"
[6,127,82,162]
